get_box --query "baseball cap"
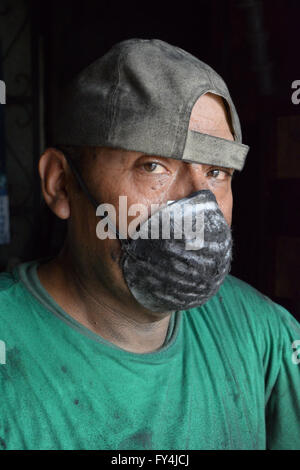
[55,38,249,170]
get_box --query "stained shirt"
[0,260,299,450]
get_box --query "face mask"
[63,152,232,313]
[120,189,232,312]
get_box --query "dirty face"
[39,92,235,313]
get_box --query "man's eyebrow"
[199,162,235,172]
[137,154,180,167]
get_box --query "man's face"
[61,92,235,310]
[41,92,234,313]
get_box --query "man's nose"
[184,162,210,195]
[167,162,211,202]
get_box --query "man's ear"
[38,148,71,220]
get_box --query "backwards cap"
[55,38,249,170]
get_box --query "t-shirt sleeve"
[264,304,300,450]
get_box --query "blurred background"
[0,0,299,320]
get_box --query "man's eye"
[142,162,166,174]
[207,168,232,180]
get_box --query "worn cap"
[55,38,249,170]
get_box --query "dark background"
[0,0,299,320]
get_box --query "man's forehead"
[189,93,234,142]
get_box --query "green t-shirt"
[0,260,299,450]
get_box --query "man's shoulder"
[215,273,299,335]
[221,273,275,307]
[0,269,22,308]
[0,270,17,292]
[187,274,300,377]
[184,273,298,346]
[0,262,37,319]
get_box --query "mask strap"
[56,146,125,240]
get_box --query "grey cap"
[55,38,249,170]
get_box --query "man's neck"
[37,252,172,354]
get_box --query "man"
[0,38,299,450]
